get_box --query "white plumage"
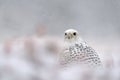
[59,29,102,68]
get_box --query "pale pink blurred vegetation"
[0,0,119,79]
[0,25,119,80]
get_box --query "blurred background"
[0,0,119,80]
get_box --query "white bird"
[59,29,102,68]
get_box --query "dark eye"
[65,33,67,35]
[73,32,76,35]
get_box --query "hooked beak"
[67,33,72,39]
[68,36,70,39]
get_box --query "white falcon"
[59,29,102,68]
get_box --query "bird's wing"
[75,42,102,67]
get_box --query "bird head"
[64,29,79,42]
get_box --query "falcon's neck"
[64,37,87,47]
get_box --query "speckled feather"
[59,42,102,67]
[59,29,102,68]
